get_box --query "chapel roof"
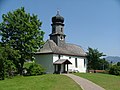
[35,39,86,57]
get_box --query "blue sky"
[0,0,120,57]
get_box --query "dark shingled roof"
[35,39,86,57]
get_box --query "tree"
[0,45,5,80]
[117,62,120,66]
[109,65,120,76]
[0,7,44,75]
[98,58,109,70]
[87,47,106,70]
[0,45,19,80]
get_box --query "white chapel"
[35,11,87,74]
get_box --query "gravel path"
[64,74,105,90]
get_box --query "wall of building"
[35,54,54,73]
[69,56,87,73]
[53,54,87,73]
[35,54,87,73]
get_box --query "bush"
[28,63,45,76]
[0,60,17,80]
[5,60,17,78]
[109,65,120,76]
[117,62,120,66]
[24,62,33,70]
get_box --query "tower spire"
[50,12,66,46]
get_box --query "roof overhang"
[35,52,86,57]
[53,59,72,65]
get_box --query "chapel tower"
[49,11,66,47]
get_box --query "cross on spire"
[57,9,60,15]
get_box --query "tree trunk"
[17,61,24,75]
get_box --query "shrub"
[117,62,120,66]
[5,60,17,78]
[24,62,33,70]
[109,65,120,76]
[0,59,17,80]
[28,63,45,76]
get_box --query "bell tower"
[49,11,66,47]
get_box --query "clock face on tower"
[60,36,64,40]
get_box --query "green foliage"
[0,50,5,80]
[23,62,34,69]
[28,63,45,76]
[109,65,120,76]
[97,58,109,70]
[4,60,17,78]
[117,62,120,66]
[0,7,44,75]
[0,45,18,80]
[87,47,106,70]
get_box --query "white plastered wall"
[35,54,87,73]
[53,54,87,73]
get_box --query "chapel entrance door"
[53,59,72,74]
[63,64,66,73]
[58,64,61,73]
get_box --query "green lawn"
[74,73,120,90]
[0,74,82,90]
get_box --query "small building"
[35,11,87,74]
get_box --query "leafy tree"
[0,45,19,80]
[0,7,44,75]
[109,65,120,76]
[98,58,109,70]
[87,47,106,70]
[117,62,120,66]
[0,45,5,80]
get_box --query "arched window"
[61,28,63,32]
[61,36,63,40]
[84,59,86,67]
[58,55,61,59]
[75,58,77,68]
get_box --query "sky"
[0,0,120,57]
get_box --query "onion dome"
[52,11,64,24]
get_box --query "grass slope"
[0,74,81,90]
[74,73,120,90]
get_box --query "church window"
[60,36,63,40]
[75,58,77,68]
[61,28,63,32]
[84,59,86,67]
[58,55,61,59]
